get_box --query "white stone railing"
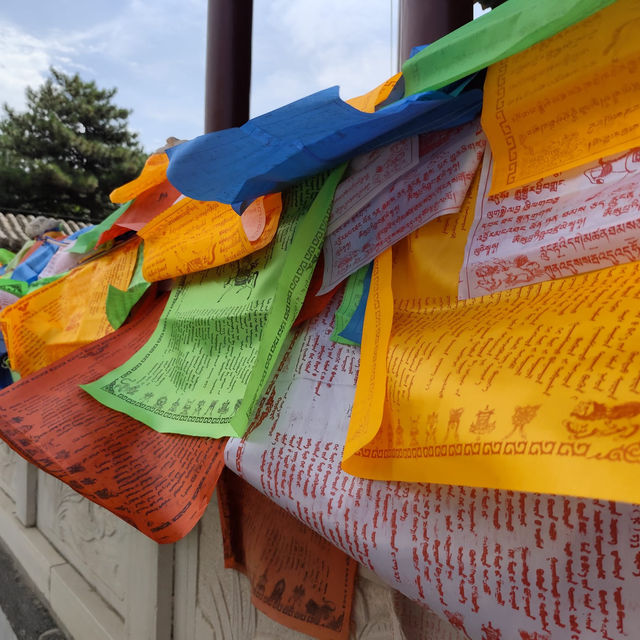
[0,441,461,640]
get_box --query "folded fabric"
[10,241,58,283]
[336,262,372,345]
[166,85,482,209]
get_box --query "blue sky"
[0,1,486,153]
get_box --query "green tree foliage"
[0,68,146,222]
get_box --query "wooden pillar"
[398,0,474,66]
[204,0,253,133]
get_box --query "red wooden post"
[204,0,253,133]
[398,0,474,66]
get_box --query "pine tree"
[0,68,146,222]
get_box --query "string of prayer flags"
[165,85,482,209]
[0,238,139,377]
[402,0,615,95]
[483,0,640,193]
[37,238,84,280]
[83,168,346,438]
[0,241,35,278]
[138,193,282,282]
[0,290,225,544]
[11,227,92,283]
[10,241,59,283]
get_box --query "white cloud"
[0,22,75,111]
[251,0,395,116]
[0,0,405,149]
[0,2,207,150]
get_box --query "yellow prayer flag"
[392,172,479,302]
[139,193,282,282]
[347,73,402,113]
[343,175,478,460]
[0,240,139,377]
[483,0,640,194]
[344,176,640,504]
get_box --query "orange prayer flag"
[99,179,181,246]
[110,153,169,204]
[347,72,402,113]
[139,193,282,282]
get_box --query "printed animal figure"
[565,400,640,440]
[305,598,336,623]
[505,255,545,286]
[154,395,168,410]
[571,400,640,421]
[218,257,260,302]
[475,257,544,294]
[445,408,464,442]
[584,147,640,185]
[503,405,540,440]
[475,263,504,293]
[470,406,496,435]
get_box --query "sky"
[0,1,486,153]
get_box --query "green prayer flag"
[402,0,615,95]
[106,244,150,330]
[1,241,34,278]
[69,201,132,254]
[82,165,347,438]
[0,279,28,298]
[0,249,15,266]
[330,264,368,346]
